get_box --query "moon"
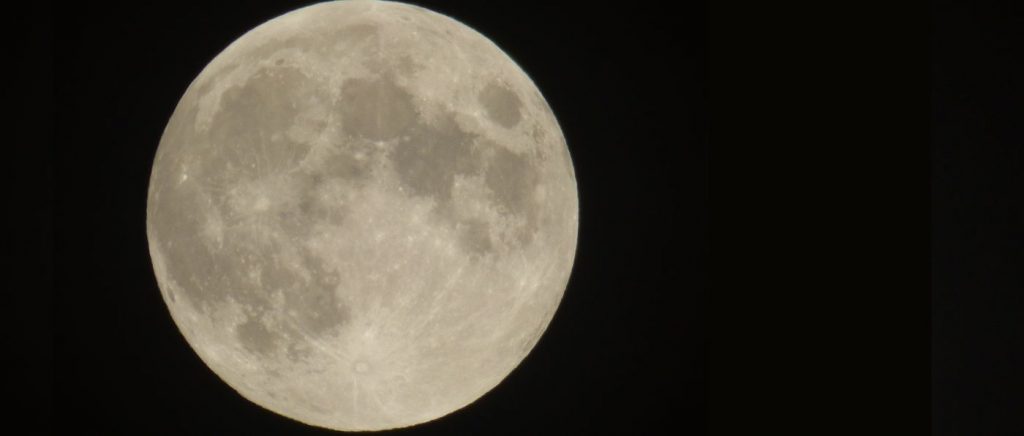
[146,0,577,431]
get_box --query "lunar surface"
[146,0,577,431]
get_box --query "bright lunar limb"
[146,0,577,431]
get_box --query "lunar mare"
[146,0,577,431]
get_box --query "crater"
[478,82,522,128]
[337,77,417,141]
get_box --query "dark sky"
[931,2,1024,434]
[43,1,704,435]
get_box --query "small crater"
[337,77,417,141]
[478,82,522,128]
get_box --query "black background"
[932,1,1024,434]
[45,1,704,435]
[708,2,932,433]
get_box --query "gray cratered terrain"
[146,0,577,431]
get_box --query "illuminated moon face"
[146,0,578,431]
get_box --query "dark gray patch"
[276,171,350,237]
[460,219,493,256]
[485,147,542,246]
[321,149,372,182]
[390,113,480,203]
[237,316,277,355]
[337,77,417,141]
[296,193,349,229]
[258,251,304,294]
[529,125,552,161]
[394,55,421,76]
[284,251,347,337]
[216,242,282,312]
[479,82,522,128]
[286,342,312,364]
[485,147,535,214]
[155,185,236,310]
[163,211,346,337]
[157,190,288,314]
[202,66,321,187]
[276,206,316,239]
[530,124,546,143]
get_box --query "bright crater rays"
[146,0,577,431]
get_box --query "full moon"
[146,0,577,431]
